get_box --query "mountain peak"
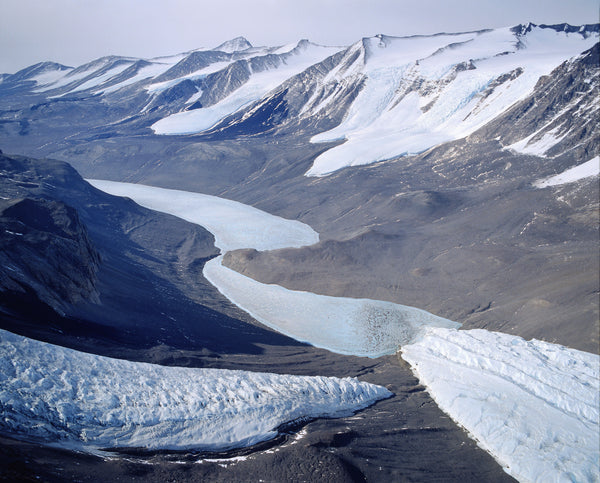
[214,36,253,53]
[512,22,600,37]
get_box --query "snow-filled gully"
[2,180,597,482]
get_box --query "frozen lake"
[88,179,459,358]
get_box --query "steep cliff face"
[0,197,100,313]
[474,43,599,162]
[0,153,102,314]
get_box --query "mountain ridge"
[0,22,597,353]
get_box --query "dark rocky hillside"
[0,152,308,362]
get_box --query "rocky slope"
[0,152,295,361]
[222,40,600,352]
[0,24,597,355]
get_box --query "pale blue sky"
[1,0,598,73]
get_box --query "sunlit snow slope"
[0,329,391,451]
[306,25,598,176]
[151,41,342,134]
[534,156,599,187]
[402,328,600,483]
[88,180,459,357]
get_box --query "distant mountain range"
[1,23,597,172]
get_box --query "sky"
[1,0,598,74]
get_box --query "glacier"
[402,328,600,483]
[203,258,459,358]
[0,328,391,452]
[306,26,599,176]
[89,180,600,480]
[87,180,319,252]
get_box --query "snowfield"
[0,328,391,451]
[534,156,599,188]
[402,328,600,483]
[306,26,598,176]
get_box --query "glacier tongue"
[87,179,319,252]
[402,328,600,483]
[0,328,391,451]
[204,256,459,358]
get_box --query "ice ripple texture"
[204,258,459,357]
[0,329,391,451]
[402,328,600,483]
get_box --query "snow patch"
[534,156,599,187]
[402,328,600,482]
[0,328,391,452]
[506,128,566,156]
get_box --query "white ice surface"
[88,180,459,357]
[0,328,391,452]
[306,27,598,176]
[506,129,566,156]
[534,156,599,188]
[87,180,318,252]
[151,43,342,135]
[402,328,600,482]
[204,258,459,357]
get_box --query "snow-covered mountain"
[1,24,597,174]
[0,23,598,353]
[0,21,599,482]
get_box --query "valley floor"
[76,180,599,482]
